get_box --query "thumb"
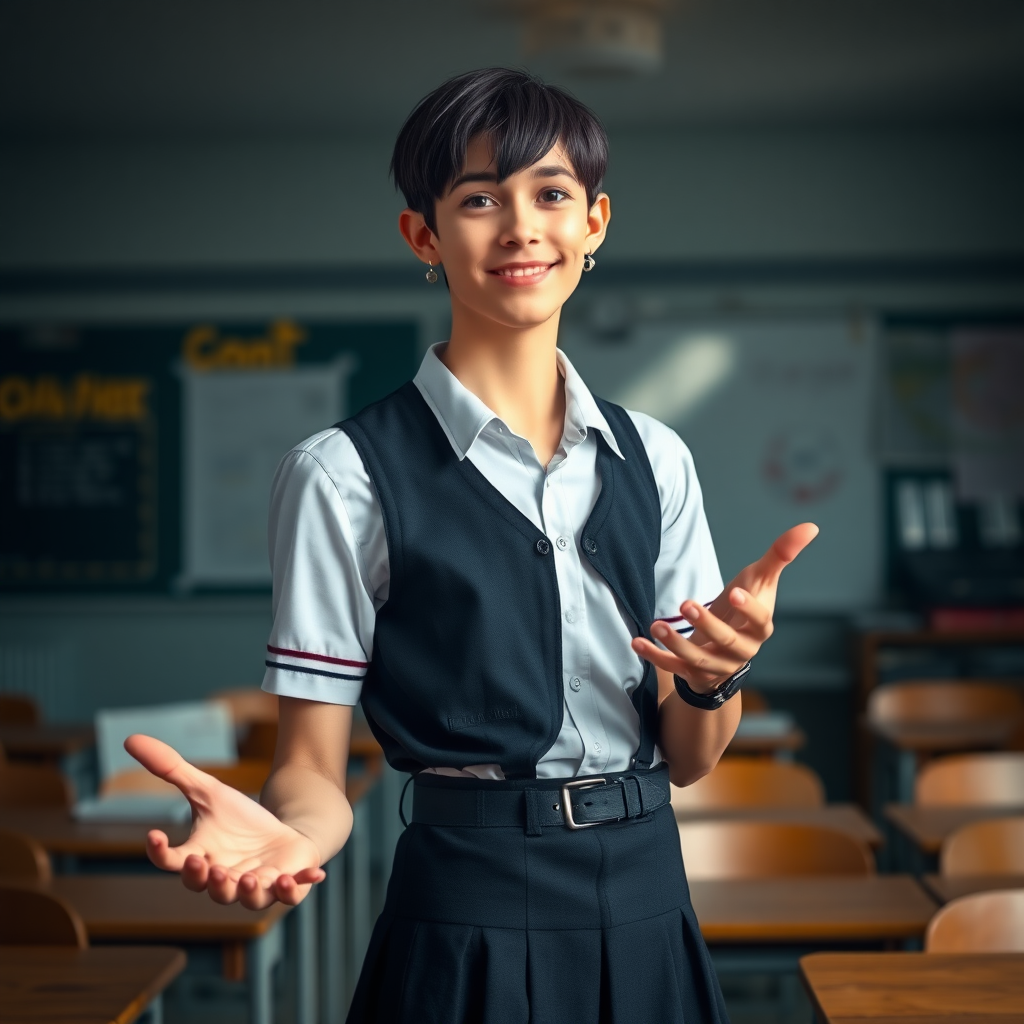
[124,734,205,795]
[756,522,819,582]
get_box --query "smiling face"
[400,135,610,334]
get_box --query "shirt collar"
[413,342,625,462]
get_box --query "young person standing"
[128,68,817,1022]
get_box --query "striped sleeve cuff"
[262,645,368,705]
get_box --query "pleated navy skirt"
[347,770,730,1024]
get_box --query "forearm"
[261,763,353,865]
[657,687,741,788]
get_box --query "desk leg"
[321,852,346,1024]
[248,919,284,1024]
[348,799,371,998]
[295,887,319,1024]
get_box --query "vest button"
[535,538,551,555]
[583,537,598,555]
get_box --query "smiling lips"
[489,262,557,285]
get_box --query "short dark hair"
[391,67,608,235]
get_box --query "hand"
[124,734,325,909]
[632,522,819,695]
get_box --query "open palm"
[124,734,324,909]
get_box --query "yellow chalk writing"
[183,319,306,371]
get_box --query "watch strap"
[673,661,751,711]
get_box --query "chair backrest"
[0,694,41,725]
[0,884,88,947]
[740,689,770,713]
[0,829,52,883]
[925,889,1024,952]
[868,680,1024,726]
[671,758,825,811]
[940,817,1024,876]
[209,687,279,725]
[678,821,875,879]
[0,763,73,808]
[916,752,1024,806]
[238,720,278,760]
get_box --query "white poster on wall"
[180,357,357,587]
[562,317,880,611]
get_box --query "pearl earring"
[425,262,439,284]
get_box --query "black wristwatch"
[673,661,751,711]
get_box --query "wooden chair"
[925,889,1024,952]
[0,693,41,725]
[0,884,88,947]
[940,816,1024,876]
[101,759,273,798]
[671,757,825,811]
[0,829,52,883]
[678,821,875,879]
[740,689,770,713]
[916,752,1024,806]
[868,680,1024,730]
[0,762,73,808]
[209,687,278,724]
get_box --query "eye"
[540,188,571,203]
[462,194,497,209]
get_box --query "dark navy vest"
[340,382,662,779]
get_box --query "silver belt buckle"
[560,777,608,830]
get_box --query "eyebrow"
[448,163,578,191]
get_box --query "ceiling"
[1,0,1022,137]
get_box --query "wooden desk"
[0,945,186,1024]
[49,875,288,1024]
[922,873,1024,904]
[0,723,95,761]
[676,804,884,849]
[800,951,1024,1022]
[884,803,1024,857]
[690,876,936,944]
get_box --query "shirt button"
[569,676,582,692]
[564,609,576,623]
[535,538,551,556]
[556,536,569,550]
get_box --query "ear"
[583,193,611,255]
[398,208,442,266]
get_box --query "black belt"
[411,764,671,834]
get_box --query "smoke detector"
[510,1,671,76]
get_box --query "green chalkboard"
[0,320,419,591]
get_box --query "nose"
[497,194,541,248]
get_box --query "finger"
[238,873,278,911]
[181,853,210,892]
[124,734,209,798]
[755,522,819,583]
[637,630,743,679]
[291,866,326,886]
[674,602,759,661]
[273,873,313,907]
[726,588,773,637]
[146,829,198,873]
[207,865,241,905]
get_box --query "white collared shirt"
[262,344,723,779]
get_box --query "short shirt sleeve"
[261,427,388,706]
[627,411,723,638]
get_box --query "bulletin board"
[562,316,881,611]
[0,319,418,591]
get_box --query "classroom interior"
[1,2,1023,1023]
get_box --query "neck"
[440,296,565,461]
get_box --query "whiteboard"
[562,317,881,611]
[180,357,357,587]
